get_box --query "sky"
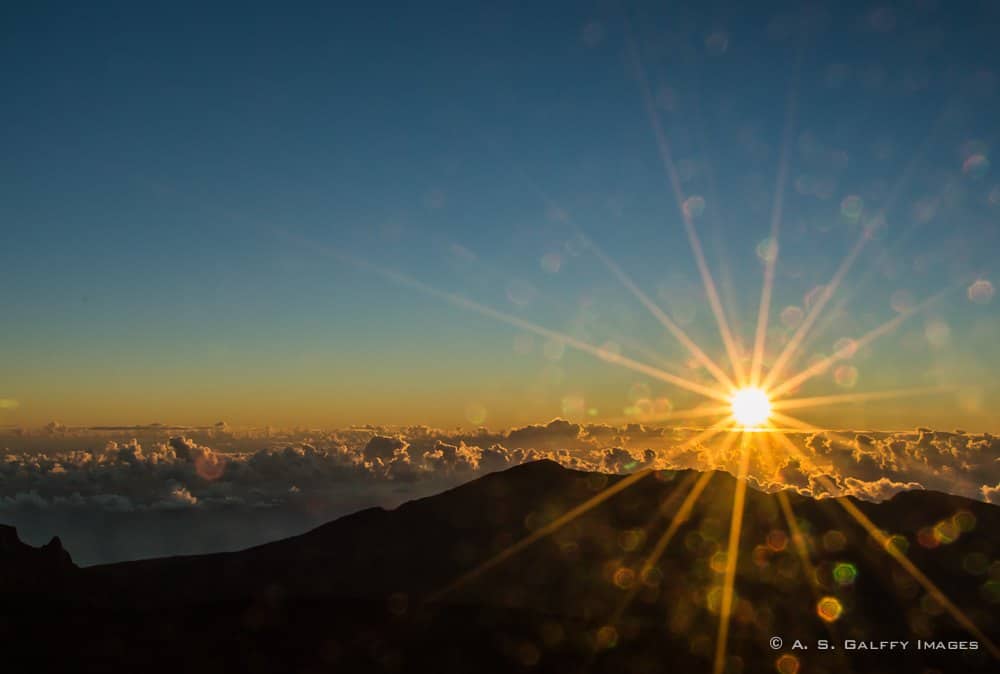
[2,0,998,432]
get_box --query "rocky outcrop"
[0,524,76,592]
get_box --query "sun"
[730,387,772,428]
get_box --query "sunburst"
[308,170,997,670]
[297,16,999,670]
[341,221,996,664]
[729,387,772,429]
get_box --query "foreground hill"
[2,460,998,673]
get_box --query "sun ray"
[609,332,681,371]
[751,424,782,477]
[775,485,852,671]
[750,51,801,388]
[300,239,733,404]
[768,284,956,399]
[768,426,1000,659]
[832,495,1000,660]
[773,412,985,499]
[632,470,704,551]
[611,469,718,626]
[761,239,866,392]
[772,409,992,499]
[428,422,732,601]
[625,23,746,386]
[428,468,654,603]
[627,431,741,612]
[775,481,849,652]
[767,412,877,464]
[776,489,817,589]
[481,156,738,395]
[616,469,716,619]
[781,103,963,361]
[582,434,737,674]
[713,429,752,674]
[578,466,719,674]
[595,405,733,428]
[770,410,874,447]
[582,233,737,391]
[759,108,956,393]
[641,467,720,579]
[479,149,740,396]
[771,385,953,412]
[693,89,745,361]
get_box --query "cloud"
[1,419,996,564]
[362,435,408,462]
[981,483,1000,504]
[599,447,656,473]
[842,476,924,501]
[152,484,199,510]
[504,419,589,449]
[3,421,994,513]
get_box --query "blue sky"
[1,0,998,430]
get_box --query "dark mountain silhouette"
[2,460,997,673]
[0,524,76,592]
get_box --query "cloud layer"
[1,420,996,564]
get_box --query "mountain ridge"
[1,460,997,673]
